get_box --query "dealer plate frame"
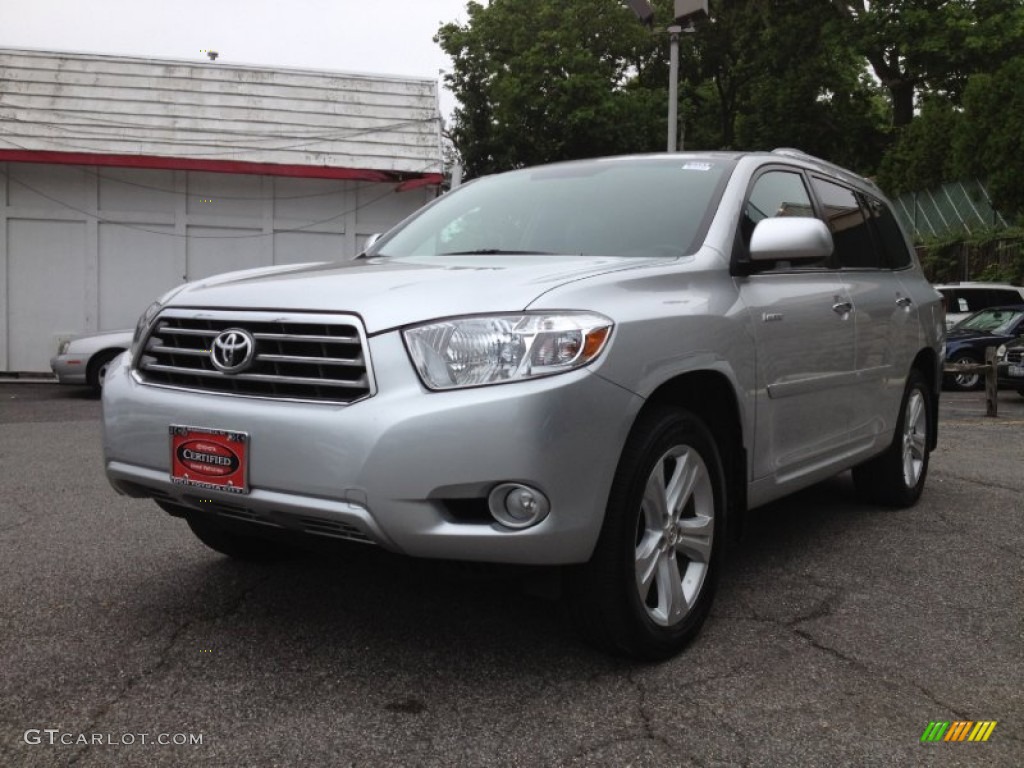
[169,425,250,495]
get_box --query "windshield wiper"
[439,249,555,256]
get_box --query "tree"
[437,0,1021,185]
[953,58,1024,219]
[438,0,887,175]
[829,0,1024,127]
[727,0,888,171]
[875,99,962,195]
[436,0,670,177]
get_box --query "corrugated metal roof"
[0,48,443,179]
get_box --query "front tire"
[87,349,122,393]
[852,369,933,507]
[947,352,981,391]
[567,406,726,660]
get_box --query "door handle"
[896,296,914,308]
[832,301,853,315]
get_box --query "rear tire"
[566,406,726,661]
[852,370,933,508]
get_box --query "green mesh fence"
[893,180,1008,239]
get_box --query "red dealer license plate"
[170,426,249,494]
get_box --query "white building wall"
[0,162,433,371]
[0,49,443,176]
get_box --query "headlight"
[58,340,70,355]
[403,312,613,390]
[130,284,189,357]
[131,300,162,356]
[996,344,1007,361]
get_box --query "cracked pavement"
[0,383,1021,767]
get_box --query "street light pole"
[627,1,706,153]
[667,25,682,152]
[668,1,709,153]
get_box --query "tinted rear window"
[942,288,1024,314]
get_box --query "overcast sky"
[0,0,474,118]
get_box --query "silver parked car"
[50,330,133,391]
[103,150,944,659]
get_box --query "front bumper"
[996,362,1024,390]
[102,332,642,565]
[50,355,88,384]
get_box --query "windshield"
[955,307,1024,334]
[372,157,734,259]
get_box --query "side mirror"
[364,233,383,248]
[749,218,833,262]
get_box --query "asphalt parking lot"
[0,382,1021,767]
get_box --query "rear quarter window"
[986,289,1024,306]
[865,196,912,269]
[940,288,1024,315]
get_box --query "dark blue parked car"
[944,305,1024,391]
[996,336,1024,395]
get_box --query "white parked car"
[50,330,133,391]
[934,282,1024,328]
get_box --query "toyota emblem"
[210,329,255,373]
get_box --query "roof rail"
[770,147,880,191]
[771,147,811,159]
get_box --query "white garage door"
[7,219,87,371]
[1,162,434,371]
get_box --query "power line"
[0,115,439,156]
[0,102,438,139]
[83,166,387,201]
[0,111,439,146]
[0,166,424,239]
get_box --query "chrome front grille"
[136,309,373,404]
[1006,348,1024,365]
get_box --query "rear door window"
[939,290,969,314]
[811,178,880,269]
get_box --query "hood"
[165,255,664,332]
[946,328,1012,343]
[945,328,1016,353]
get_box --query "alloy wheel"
[634,445,714,627]
[902,388,927,488]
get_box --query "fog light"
[488,483,550,529]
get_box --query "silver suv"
[103,150,944,659]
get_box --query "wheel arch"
[909,346,940,451]
[86,347,127,388]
